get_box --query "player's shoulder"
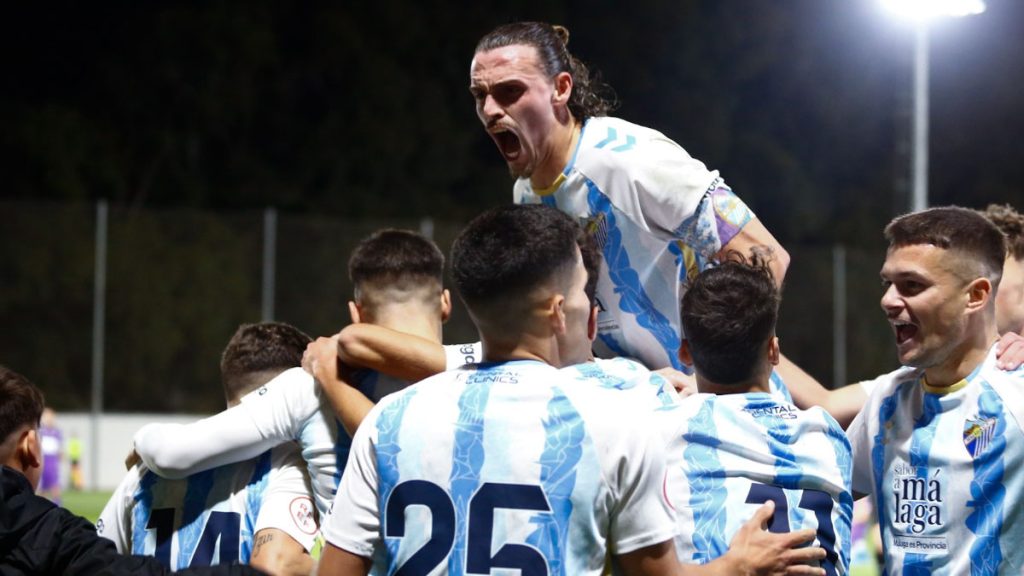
[863,365,921,401]
[241,366,314,401]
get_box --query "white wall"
[59,412,210,491]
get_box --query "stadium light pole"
[880,0,986,212]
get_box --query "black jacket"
[1,466,262,576]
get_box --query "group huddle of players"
[3,20,1024,576]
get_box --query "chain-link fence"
[1,199,900,416]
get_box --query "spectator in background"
[0,364,260,575]
[36,408,62,504]
[67,430,82,491]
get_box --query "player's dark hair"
[476,21,616,120]
[220,322,312,402]
[886,206,1005,285]
[348,229,445,302]
[578,228,602,308]
[0,365,44,443]
[452,204,580,323]
[982,203,1024,260]
[681,253,779,386]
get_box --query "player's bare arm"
[335,322,447,382]
[774,354,867,429]
[317,542,372,576]
[304,335,375,438]
[716,218,791,290]
[250,528,314,576]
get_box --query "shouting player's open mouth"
[892,319,918,352]
[491,127,523,163]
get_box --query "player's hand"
[303,332,341,376]
[654,367,698,398]
[124,448,141,470]
[304,336,341,384]
[722,500,826,576]
[995,331,1024,370]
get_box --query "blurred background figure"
[67,430,83,491]
[37,408,63,504]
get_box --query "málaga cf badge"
[963,416,997,459]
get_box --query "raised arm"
[335,323,448,382]
[717,218,790,290]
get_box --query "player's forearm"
[251,529,314,576]
[320,371,375,438]
[775,354,867,428]
[336,323,447,382]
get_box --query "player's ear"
[965,277,992,315]
[440,289,452,323]
[587,305,599,342]
[18,428,42,471]
[348,301,362,324]
[547,294,567,334]
[553,71,573,106]
[678,340,694,368]
[767,336,780,366]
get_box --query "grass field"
[63,490,113,523]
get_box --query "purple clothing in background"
[39,425,62,491]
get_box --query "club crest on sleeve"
[290,496,318,535]
[963,416,997,459]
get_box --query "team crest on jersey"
[290,497,318,535]
[963,416,997,458]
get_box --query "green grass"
[63,490,113,523]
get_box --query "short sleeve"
[321,403,384,558]
[846,398,874,497]
[606,415,678,555]
[255,446,320,552]
[96,467,140,553]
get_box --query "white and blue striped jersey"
[97,444,318,569]
[323,360,677,575]
[847,346,1024,574]
[515,116,755,373]
[133,344,483,517]
[659,392,853,575]
[563,356,680,409]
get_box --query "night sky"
[4,0,1022,240]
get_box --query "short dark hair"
[348,229,445,306]
[0,365,45,443]
[885,206,1005,285]
[220,322,312,402]
[578,228,602,307]
[475,22,615,120]
[452,204,580,324]
[681,253,779,386]
[982,203,1024,260]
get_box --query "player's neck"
[696,375,770,396]
[922,324,999,388]
[369,305,443,343]
[478,331,564,366]
[529,118,582,190]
